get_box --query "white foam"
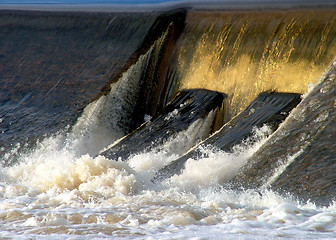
[64,27,172,158]
[167,125,272,191]
[1,139,336,239]
[1,90,334,239]
[5,153,138,198]
[127,110,217,176]
[67,48,154,157]
[1,64,335,240]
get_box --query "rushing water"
[1,123,336,239]
[1,5,336,240]
[171,9,336,116]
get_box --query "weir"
[228,60,336,205]
[67,40,163,157]
[163,7,336,205]
[0,9,186,164]
[169,9,336,117]
[153,91,301,182]
[100,89,226,161]
[1,5,336,205]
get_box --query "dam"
[0,2,336,239]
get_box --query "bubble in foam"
[77,157,138,196]
[167,125,272,190]
[127,111,217,179]
[4,152,139,199]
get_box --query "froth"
[167,125,272,190]
[68,48,154,157]
[3,153,138,198]
[1,151,336,239]
[127,112,217,176]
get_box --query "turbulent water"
[171,9,336,116]
[1,4,336,240]
[2,122,336,240]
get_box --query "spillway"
[169,9,336,116]
[1,3,336,239]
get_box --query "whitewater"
[1,123,336,239]
[1,65,336,239]
[1,4,336,239]
[1,125,336,239]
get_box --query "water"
[1,121,336,239]
[172,9,336,116]
[1,5,336,240]
[0,126,336,239]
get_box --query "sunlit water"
[1,8,336,238]
[1,122,336,240]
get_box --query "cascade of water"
[170,9,336,117]
[67,48,154,157]
[63,27,172,157]
[228,59,336,205]
[1,7,336,239]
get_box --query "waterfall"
[169,9,336,117]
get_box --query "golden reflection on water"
[175,10,336,116]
